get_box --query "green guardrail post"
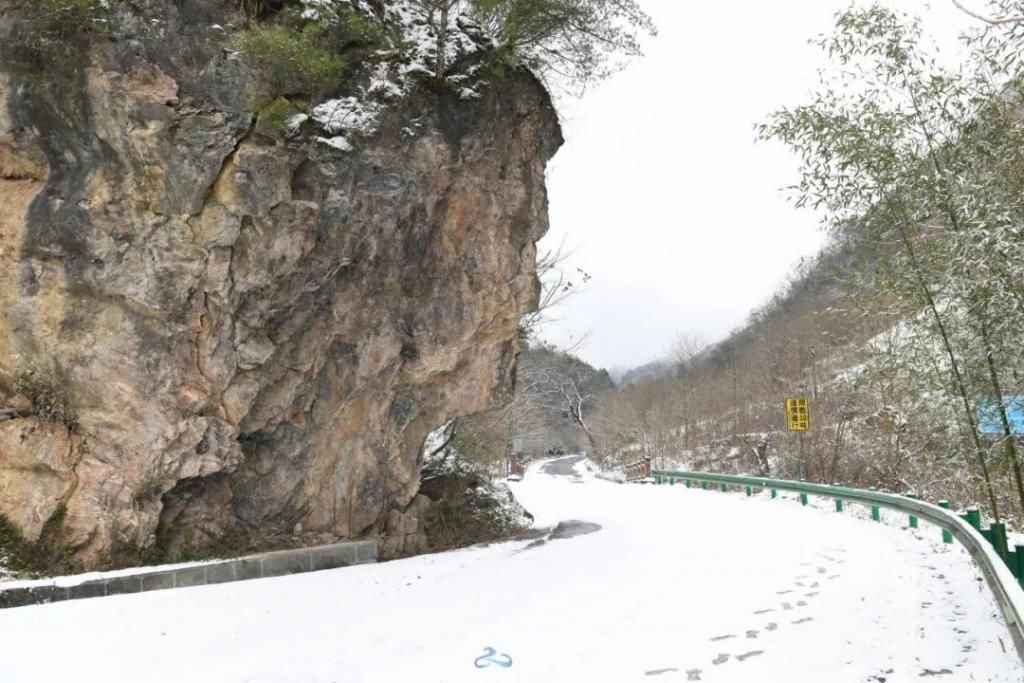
[701,480,708,490]
[799,492,808,506]
[720,483,728,493]
[1016,545,1024,586]
[1008,549,1020,579]
[745,485,752,497]
[685,479,691,488]
[906,492,918,529]
[989,522,1009,562]
[770,488,777,499]
[831,483,842,513]
[669,477,675,486]
[938,501,953,543]
[965,506,982,531]
[869,487,880,522]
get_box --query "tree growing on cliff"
[519,242,591,342]
[467,0,656,90]
[231,16,346,97]
[409,0,463,79]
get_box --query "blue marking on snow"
[474,647,513,669]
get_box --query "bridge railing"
[647,468,1024,661]
[624,458,651,482]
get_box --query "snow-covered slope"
[0,456,1019,682]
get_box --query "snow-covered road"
[1,455,1021,682]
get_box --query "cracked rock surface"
[0,1,561,568]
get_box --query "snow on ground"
[0,456,1020,682]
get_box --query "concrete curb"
[0,539,377,609]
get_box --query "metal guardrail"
[648,469,1024,662]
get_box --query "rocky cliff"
[0,0,561,568]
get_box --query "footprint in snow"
[685,669,702,681]
[765,622,778,631]
[745,630,759,639]
[776,589,793,595]
[792,617,813,625]
[736,651,764,662]
[781,602,793,610]
[644,668,677,677]
[710,634,735,642]
[753,608,774,615]
[805,592,820,598]
[712,654,730,665]
[796,600,807,607]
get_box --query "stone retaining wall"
[0,539,377,609]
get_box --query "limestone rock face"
[0,2,561,567]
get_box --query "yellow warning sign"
[786,397,810,432]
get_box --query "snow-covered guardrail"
[648,469,1024,661]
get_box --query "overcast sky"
[537,0,976,374]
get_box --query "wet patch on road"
[541,456,586,478]
[521,520,602,550]
[550,520,601,539]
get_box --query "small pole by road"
[797,432,805,481]
[786,396,810,480]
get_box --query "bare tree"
[668,332,707,451]
[518,346,612,453]
[519,240,591,343]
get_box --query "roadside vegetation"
[585,1,1024,530]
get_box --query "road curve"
[0,455,1019,683]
